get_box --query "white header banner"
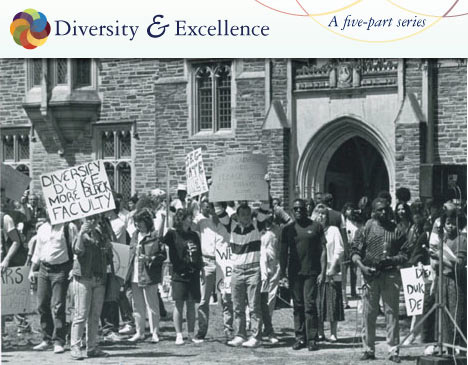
[1,0,467,58]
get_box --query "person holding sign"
[192,200,230,343]
[226,203,270,348]
[351,198,409,363]
[28,213,78,354]
[163,208,203,345]
[280,199,327,352]
[69,214,114,360]
[125,209,167,343]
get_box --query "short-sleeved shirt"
[281,219,326,277]
[163,229,202,282]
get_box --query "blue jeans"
[197,257,217,338]
[231,263,262,340]
[70,275,106,352]
[37,262,71,345]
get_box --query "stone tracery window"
[194,62,232,133]
[95,126,133,202]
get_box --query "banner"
[400,265,432,316]
[112,242,131,280]
[185,148,209,197]
[0,163,31,201]
[215,243,233,294]
[209,153,268,202]
[40,160,115,225]
[1,266,36,315]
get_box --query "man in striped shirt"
[351,198,408,363]
[226,203,269,348]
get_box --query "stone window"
[193,62,232,133]
[56,58,68,84]
[94,125,133,202]
[0,127,31,178]
[27,59,95,90]
[30,59,42,88]
[73,59,92,88]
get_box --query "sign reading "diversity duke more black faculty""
[40,160,115,225]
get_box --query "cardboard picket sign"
[209,153,269,202]
[112,242,131,280]
[0,163,31,201]
[1,266,36,315]
[215,243,233,294]
[185,148,209,197]
[400,265,432,316]
[40,160,115,225]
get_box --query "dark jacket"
[72,225,113,279]
[125,230,167,287]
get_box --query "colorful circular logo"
[10,9,51,49]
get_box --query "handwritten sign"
[40,160,115,225]
[112,242,130,280]
[209,153,269,202]
[0,163,31,201]
[1,266,36,315]
[400,265,432,316]
[215,243,233,294]
[185,148,209,197]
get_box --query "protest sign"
[112,242,131,280]
[40,160,115,225]
[185,148,209,197]
[215,243,232,294]
[209,153,269,202]
[0,163,31,201]
[400,265,432,316]
[1,266,36,315]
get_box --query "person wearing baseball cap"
[171,183,188,212]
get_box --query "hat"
[150,188,166,197]
[177,183,187,191]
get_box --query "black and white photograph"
[1,58,467,364]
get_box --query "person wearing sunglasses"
[280,199,327,352]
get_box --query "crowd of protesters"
[1,179,467,362]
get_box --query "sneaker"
[118,324,136,335]
[175,333,184,345]
[53,344,65,354]
[329,334,338,343]
[104,332,122,342]
[33,341,51,351]
[87,348,109,358]
[292,340,306,350]
[388,354,401,363]
[70,347,84,360]
[192,334,204,344]
[308,340,319,351]
[360,351,376,360]
[242,338,261,348]
[227,336,244,347]
[128,334,145,342]
[151,333,160,343]
[266,336,279,344]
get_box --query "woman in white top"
[313,204,345,342]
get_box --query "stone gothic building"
[0,59,466,209]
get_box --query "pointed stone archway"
[297,117,395,203]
